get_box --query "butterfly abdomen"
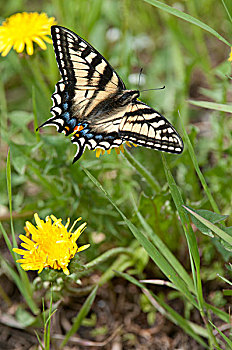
[85,90,139,121]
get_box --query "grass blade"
[161,155,200,267]
[32,86,40,143]
[79,247,133,273]
[221,0,232,23]
[6,150,16,247]
[132,200,195,293]
[35,331,45,350]
[189,100,232,113]
[123,148,160,193]
[82,167,198,308]
[144,0,231,46]
[161,156,219,347]
[179,112,220,214]
[206,303,230,323]
[61,285,98,348]
[44,293,53,350]
[115,271,207,348]
[0,256,39,314]
[5,151,39,314]
[209,321,232,348]
[0,222,13,252]
[217,274,232,286]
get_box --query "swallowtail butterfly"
[39,26,184,162]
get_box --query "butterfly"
[39,25,184,163]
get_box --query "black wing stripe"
[87,55,102,80]
[81,45,92,59]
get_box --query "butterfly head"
[117,90,140,106]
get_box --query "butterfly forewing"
[51,26,125,91]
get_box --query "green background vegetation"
[1,0,232,349]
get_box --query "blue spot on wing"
[61,112,76,128]
[64,92,69,101]
[69,118,77,128]
[81,128,89,136]
[86,133,93,139]
[63,102,68,110]
[62,112,70,120]
[95,135,103,140]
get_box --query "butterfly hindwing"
[119,101,183,154]
[39,25,183,162]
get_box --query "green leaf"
[16,307,35,327]
[183,206,232,246]
[184,207,228,236]
[212,235,232,261]
[8,111,34,128]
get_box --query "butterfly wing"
[50,25,125,90]
[119,100,184,154]
[40,25,183,162]
[39,25,126,161]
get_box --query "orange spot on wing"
[118,145,124,153]
[74,125,84,132]
[65,126,70,131]
[96,149,101,158]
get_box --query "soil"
[0,273,208,350]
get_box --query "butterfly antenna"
[140,86,165,93]
[138,68,143,88]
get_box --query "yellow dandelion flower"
[228,48,232,62]
[95,142,137,158]
[0,12,56,57]
[13,213,90,275]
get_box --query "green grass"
[1,0,232,348]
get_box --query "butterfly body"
[39,26,183,162]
